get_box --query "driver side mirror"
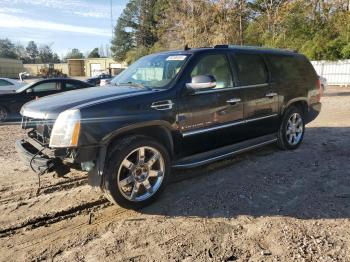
[186,75,216,91]
[26,88,33,94]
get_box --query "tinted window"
[268,55,315,82]
[191,54,233,89]
[33,82,59,92]
[235,54,268,86]
[65,82,83,90]
[0,79,13,86]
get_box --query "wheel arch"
[282,98,308,118]
[103,121,175,157]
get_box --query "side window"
[268,55,306,82]
[33,82,58,92]
[191,54,233,89]
[0,79,13,86]
[235,54,268,86]
[65,82,82,90]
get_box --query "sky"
[0,0,128,57]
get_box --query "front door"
[177,52,245,157]
[231,52,279,138]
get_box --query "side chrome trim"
[182,114,278,137]
[245,113,279,123]
[172,138,277,168]
[192,83,269,95]
[235,83,269,90]
[182,120,246,137]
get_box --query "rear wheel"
[0,106,8,122]
[103,135,170,209]
[277,106,305,150]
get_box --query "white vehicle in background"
[319,75,328,92]
[100,78,111,86]
[0,78,25,94]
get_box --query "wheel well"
[106,126,174,156]
[286,101,308,118]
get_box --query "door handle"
[226,98,241,104]
[266,92,278,98]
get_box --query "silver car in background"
[319,75,328,92]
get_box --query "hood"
[0,89,17,95]
[21,85,151,119]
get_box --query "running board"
[172,134,277,169]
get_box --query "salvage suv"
[16,45,322,209]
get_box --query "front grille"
[22,117,53,145]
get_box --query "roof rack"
[213,44,298,53]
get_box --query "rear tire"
[103,135,170,209]
[277,106,305,150]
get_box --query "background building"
[0,58,24,78]
[21,58,126,78]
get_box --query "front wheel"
[0,106,8,122]
[277,106,305,150]
[103,136,170,209]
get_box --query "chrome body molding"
[172,138,277,168]
[245,113,279,123]
[182,113,278,137]
[151,100,174,110]
[192,83,269,95]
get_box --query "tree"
[111,0,159,62]
[0,38,18,59]
[38,44,54,63]
[26,41,39,63]
[88,48,100,58]
[65,48,84,59]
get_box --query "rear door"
[177,51,245,157]
[231,52,279,138]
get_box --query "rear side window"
[65,82,83,90]
[267,55,316,82]
[235,54,268,86]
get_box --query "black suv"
[16,45,322,209]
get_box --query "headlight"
[49,109,81,148]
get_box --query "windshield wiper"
[115,82,151,90]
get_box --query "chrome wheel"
[0,107,7,122]
[286,113,303,146]
[117,146,165,202]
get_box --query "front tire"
[0,106,8,122]
[103,135,170,209]
[277,106,305,150]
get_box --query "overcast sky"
[0,0,128,56]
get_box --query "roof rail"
[214,45,229,48]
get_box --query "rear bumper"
[15,140,55,172]
[306,102,321,124]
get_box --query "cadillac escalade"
[16,45,322,209]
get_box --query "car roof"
[154,45,299,57]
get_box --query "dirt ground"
[0,86,350,262]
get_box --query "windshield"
[111,54,190,89]
[16,83,32,93]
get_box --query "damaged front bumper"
[15,138,72,177]
[15,139,57,172]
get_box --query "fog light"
[81,161,95,172]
